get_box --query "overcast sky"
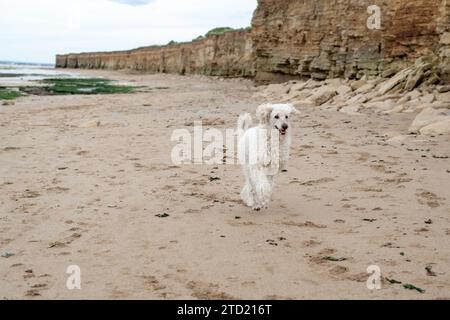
[0,0,257,64]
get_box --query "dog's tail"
[237,113,252,138]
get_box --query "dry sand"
[1,69,449,299]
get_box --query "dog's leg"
[260,175,274,209]
[246,166,264,211]
[280,135,291,172]
[240,165,256,208]
[251,170,273,210]
[266,175,275,202]
[241,179,254,208]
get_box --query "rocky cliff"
[252,0,449,83]
[56,0,449,84]
[56,29,255,77]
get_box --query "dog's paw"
[252,204,269,211]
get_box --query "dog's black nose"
[282,124,289,130]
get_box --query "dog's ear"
[256,104,273,125]
[287,103,300,115]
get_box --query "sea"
[0,61,78,85]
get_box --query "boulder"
[420,93,435,104]
[308,88,337,106]
[397,94,411,104]
[289,81,310,92]
[387,135,408,144]
[378,68,413,95]
[340,105,361,115]
[437,92,450,103]
[347,93,369,104]
[336,85,353,96]
[370,94,403,103]
[431,102,450,109]
[281,88,313,103]
[265,83,292,96]
[325,78,343,88]
[383,104,405,114]
[382,67,400,78]
[409,107,450,133]
[402,99,424,113]
[365,100,396,112]
[350,79,367,91]
[291,99,314,108]
[355,82,376,94]
[437,85,450,93]
[409,90,422,100]
[404,66,426,91]
[441,32,450,45]
[320,105,339,112]
[420,119,450,135]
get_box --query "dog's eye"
[285,116,289,119]
[274,115,279,119]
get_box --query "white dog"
[237,103,298,210]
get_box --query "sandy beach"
[1,69,449,299]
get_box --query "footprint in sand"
[344,272,370,283]
[302,240,323,248]
[22,269,51,298]
[2,146,21,152]
[76,150,89,156]
[329,265,349,276]
[416,190,442,208]
[282,221,327,229]
[20,190,41,199]
[384,174,413,185]
[307,248,356,280]
[25,289,41,297]
[356,152,371,162]
[369,164,387,173]
[141,275,167,292]
[186,281,236,300]
[308,248,337,265]
[289,177,335,186]
[48,228,84,249]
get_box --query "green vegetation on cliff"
[192,26,250,41]
[206,27,235,36]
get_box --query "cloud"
[0,0,257,63]
[109,0,154,5]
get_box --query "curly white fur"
[237,103,298,210]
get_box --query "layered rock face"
[252,0,450,83]
[56,29,255,77]
[56,0,449,83]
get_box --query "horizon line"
[0,59,55,66]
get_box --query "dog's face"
[257,103,298,136]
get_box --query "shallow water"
[0,63,79,85]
